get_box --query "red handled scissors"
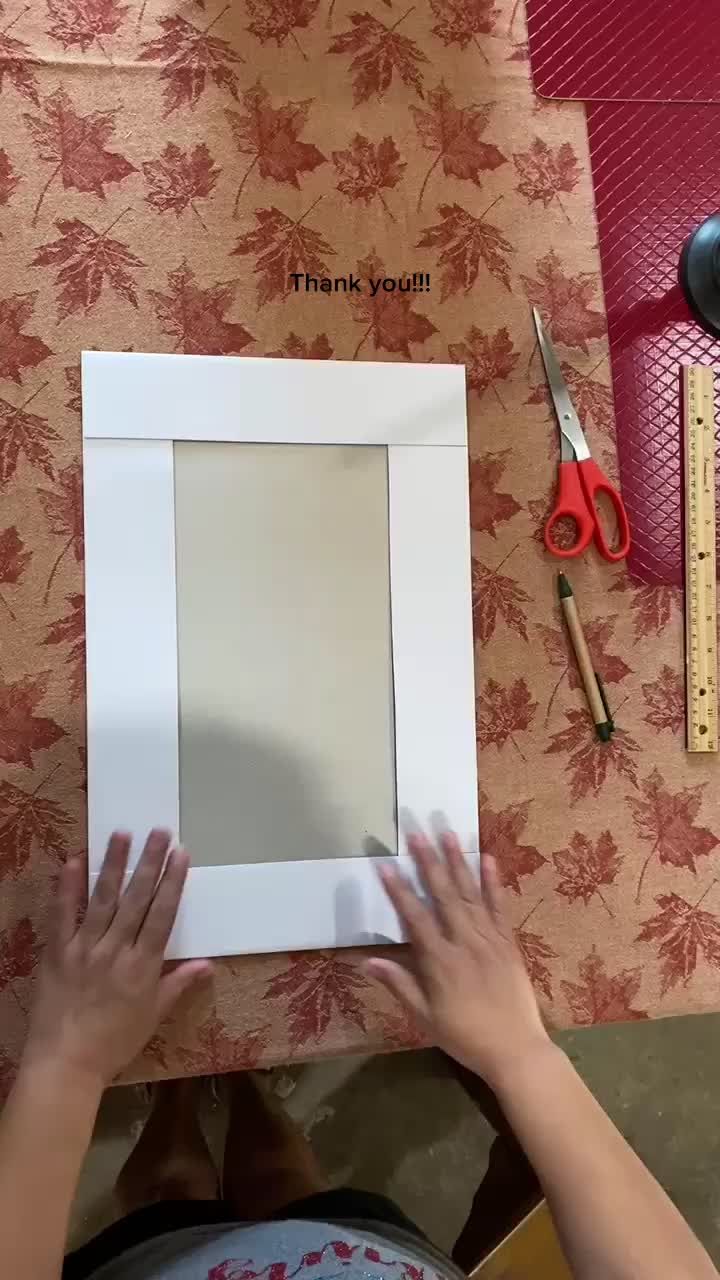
[533,307,631,563]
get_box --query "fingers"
[156,959,213,1023]
[364,957,429,1025]
[81,832,131,945]
[377,863,442,955]
[52,856,84,951]
[439,831,481,905]
[480,852,505,926]
[110,829,173,944]
[407,833,468,939]
[138,846,190,953]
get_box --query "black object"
[680,213,720,337]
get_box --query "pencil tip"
[558,572,573,600]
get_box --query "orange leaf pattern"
[418,201,514,297]
[562,950,648,1025]
[142,142,220,224]
[226,83,325,212]
[350,249,437,359]
[33,216,144,316]
[332,135,405,218]
[233,203,334,305]
[637,889,720,994]
[149,261,254,354]
[139,11,243,114]
[479,792,545,894]
[412,84,505,210]
[24,88,135,224]
[328,12,427,106]
[1,0,718,1085]
[522,248,606,354]
[0,294,52,385]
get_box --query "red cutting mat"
[526,0,720,103]
[587,101,720,584]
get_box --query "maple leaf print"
[469,450,520,538]
[226,83,325,215]
[0,918,40,1000]
[149,261,254,355]
[522,249,605,354]
[24,88,135,225]
[233,201,334,306]
[513,137,580,218]
[642,664,684,737]
[0,673,65,768]
[32,214,144,318]
[139,9,243,114]
[561,949,647,1025]
[479,791,545,893]
[412,84,505,212]
[417,201,513,299]
[430,0,498,53]
[350,250,436,359]
[545,708,640,804]
[608,577,680,642]
[266,332,333,359]
[629,767,719,904]
[64,364,81,414]
[0,385,56,485]
[516,918,556,1001]
[245,0,318,58]
[528,360,615,440]
[178,1012,271,1072]
[449,325,518,411]
[0,525,30,621]
[263,951,369,1050]
[0,147,19,208]
[472,550,529,645]
[142,142,220,230]
[637,888,720,994]
[46,0,129,54]
[476,676,538,762]
[0,293,52,385]
[0,17,39,105]
[38,463,83,605]
[328,11,427,106]
[377,1006,428,1050]
[0,770,71,881]
[44,593,84,702]
[552,830,621,915]
[538,614,631,725]
[331,135,405,221]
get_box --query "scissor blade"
[532,307,590,462]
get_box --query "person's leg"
[115,1078,219,1214]
[222,1073,327,1220]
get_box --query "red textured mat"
[526,0,720,103]
[587,101,720,584]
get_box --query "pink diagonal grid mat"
[587,101,720,584]
[526,0,720,103]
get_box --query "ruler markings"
[684,365,718,753]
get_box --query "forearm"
[493,1042,716,1280]
[0,1060,102,1280]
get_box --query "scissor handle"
[544,461,595,558]
[577,458,631,563]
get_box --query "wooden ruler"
[684,364,718,752]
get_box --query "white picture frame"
[82,351,478,960]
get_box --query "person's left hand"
[22,830,211,1092]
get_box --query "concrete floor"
[70,1015,720,1263]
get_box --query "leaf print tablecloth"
[0,0,717,1089]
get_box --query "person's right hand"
[366,833,551,1089]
